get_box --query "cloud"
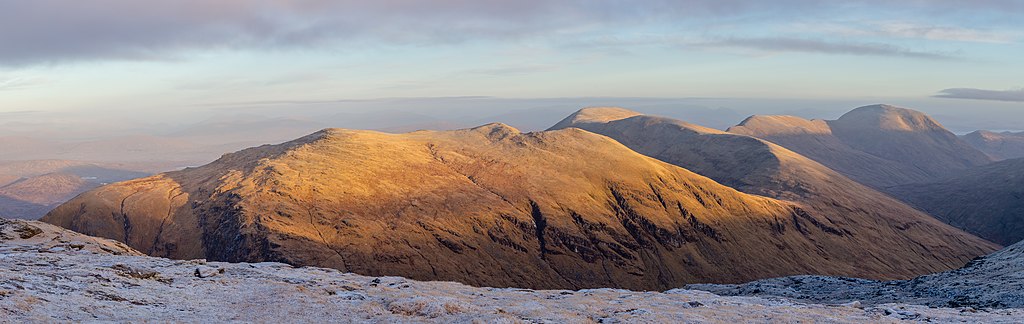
[699,37,956,60]
[463,64,560,76]
[0,110,43,116]
[800,21,1019,43]
[934,88,1024,102]
[1,0,1014,66]
[0,76,48,91]
[0,0,785,66]
[870,22,1017,43]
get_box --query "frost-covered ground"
[690,241,1024,309]
[2,219,1023,323]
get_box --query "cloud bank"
[701,37,956,60]
[935,88,1024,102]
[1,0,1018,66]
[0,76,47,91]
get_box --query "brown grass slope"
[888,158,1024,246]
[44,124,994,290]
[728,104,992,188]
[961,130,1024,161]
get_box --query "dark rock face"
[43,125,995,290]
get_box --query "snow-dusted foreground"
[2,219,1023,323]
[690,241,1024,309]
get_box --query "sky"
[0,0,1023,133]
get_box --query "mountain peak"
[834,104,945,132]
[468,123,521,141]
[550,107,641,129]
[729,115,832,136]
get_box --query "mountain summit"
[832,104,947,132]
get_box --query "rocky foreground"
[690,239,1024,309]
[2,219,1023,323]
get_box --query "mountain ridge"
[45,122,996,290]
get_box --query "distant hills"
[0,160,155,219]
[724,104,1021,246]
[728,104,992,188]
[961,130,1024,161]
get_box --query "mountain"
[0,161,155,219]
[551,107,923,202]
[887,158,1024,246]
[43,125,993,290]
[690,238,1024,309]
[549,106,1001,263]
[1,173,91,205]
[961,130,1024,161]
[0,173,94,219]
[4,218,1018,322]
[727,104,992,188]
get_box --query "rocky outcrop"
[0,218,140,256]
[43,124,995,290]
[728,104,992,188]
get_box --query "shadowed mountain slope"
[44,124,994,290]
[888,158,1024,246]
[727,104,992,188]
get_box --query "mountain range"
[727,104,992,188]
[44,114,996,290]
[3,102,1023,321]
